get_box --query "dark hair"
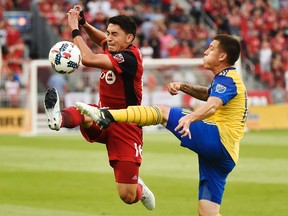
[214,34,241,65]
[108,15,137,40]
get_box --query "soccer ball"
[48,41,82,74]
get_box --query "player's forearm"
[72,34,94,65]
[82,22,106,45]
[180,83,209,101]
[188,101,218,122]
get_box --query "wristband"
[79,11,86,25]
[72,29,81,38]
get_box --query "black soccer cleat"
[44,87,62,130]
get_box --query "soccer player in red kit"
[44,6,155,210]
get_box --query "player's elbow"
[81,55,94,67]
[208,104,218,115]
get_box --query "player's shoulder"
[121,45,142,61]
[217,67,242,83]
[218,67,237,77]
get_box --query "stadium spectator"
[189,0,202,25]
[271,53,285,88]
[140,39,154,59]
[158,26,174,58]
[227,3,241,36]
[6,36,25,75]
[141,17,154,40]
[148,27,161,58]
[259,39,272,83]
[271,81,287,104]
[47,72,68,95]
[4,72,21,107]
[87,0,118,17]
[285,69,288,94]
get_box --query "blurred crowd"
[1,0,288,106]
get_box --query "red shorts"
[111,160,140,184]
[81,122,143,183]
[80,116,143,164]
[80,104,143,183]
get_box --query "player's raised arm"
[82,22,106,46]
[167,82,209,101]
[73,5,106,46]
[66,8,114,70]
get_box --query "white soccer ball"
[48,41,82,74]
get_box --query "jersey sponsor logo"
[215,84,226,93]
[100,70,116,84]
[113,53,125,63]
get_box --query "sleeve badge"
[215,84,226,93]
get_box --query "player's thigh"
[166,107,222,156]
[106,123,143,163]
[165,107,188,139]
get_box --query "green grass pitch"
[0,129,288,216]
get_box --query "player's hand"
[174,115,192,139]
[167,82,181,95]
[73,5,83,12]
[66,8,80,30]
[73,5,86,25]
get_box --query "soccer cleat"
[138,177,155,210]
[75,102,112,129]
[44,87,62,131]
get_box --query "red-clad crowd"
[203,0,288,91]
[1,0,288,106]
[0,2,28,107]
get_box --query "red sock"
[61,106,84,128]
[133,183,143,203]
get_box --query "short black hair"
[108,15,137,41]
[214,34,241,65]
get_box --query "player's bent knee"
[117,185,137,204]
[155,104,170,124]
[119,193,135,204]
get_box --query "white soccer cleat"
[44,87,62,131]
[138,177,155,210]
[75,102,111,129]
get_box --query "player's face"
[106,24,133,52]
[203,40,223,71]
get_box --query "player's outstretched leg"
[75,102,113,129]
[44,87,62,131]
[76,102,163,128]
[138,177,155,210]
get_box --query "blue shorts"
[166,107,235,204]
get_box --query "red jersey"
[81,40,145,165]
[98,39,143,109]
